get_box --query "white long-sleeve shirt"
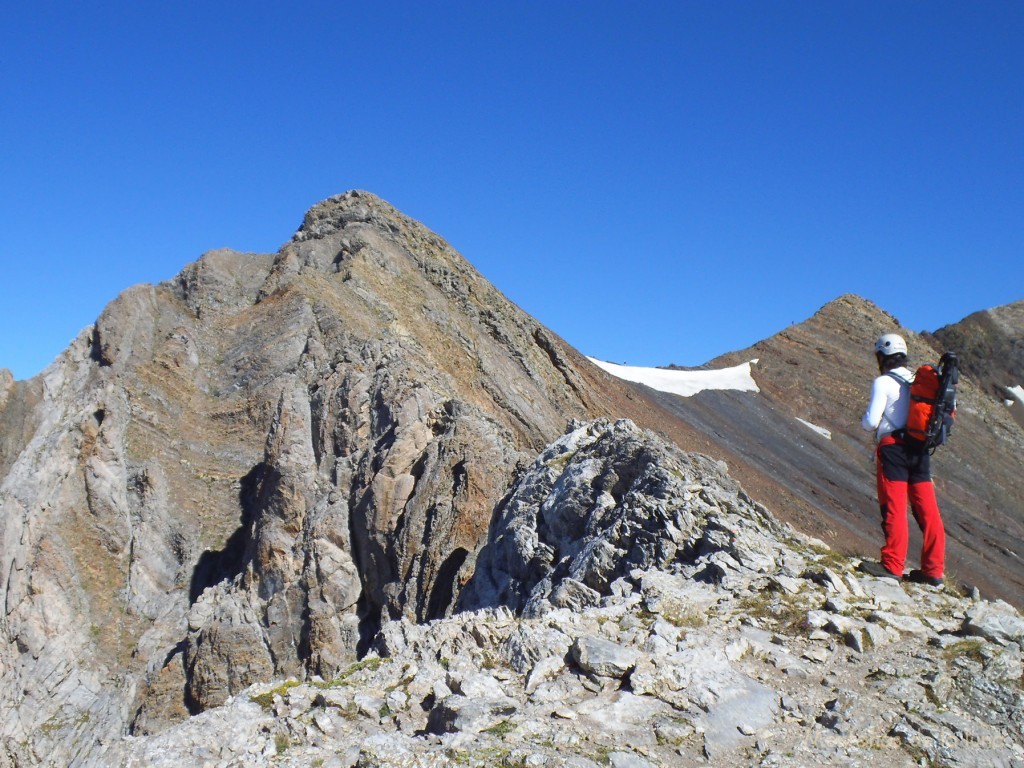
[861,366,913,440]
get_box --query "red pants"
[876,435,945,578]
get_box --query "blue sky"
[2,2,1021,380]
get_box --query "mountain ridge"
[103,419,1024,766]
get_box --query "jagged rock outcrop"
[111,420,1024,767]
[460,418,790,616]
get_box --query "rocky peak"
[0,192,663,765]
[931,299,1024,427]
[804,292,902,330]
[290,190,409,242]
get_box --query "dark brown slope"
[620,295,1024,605]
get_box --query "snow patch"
[796,418,832,440]
[1007,385,1024,407]
[588,358,759,398]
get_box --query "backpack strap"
[884,371,912,441]
[886,370,913,387]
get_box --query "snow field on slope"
[587,357,759,398]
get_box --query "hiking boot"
[906,569,943,587]
[857,560,902,581]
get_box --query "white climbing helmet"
[874,333,908,357]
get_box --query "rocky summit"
[0,192,1022,767]
[0,191,680,766]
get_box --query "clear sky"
[2,2,1021,381]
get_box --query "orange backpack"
[902,352,959,452]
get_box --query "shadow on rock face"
[188,463,265,604]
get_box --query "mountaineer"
[857,333,946,586]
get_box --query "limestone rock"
[426,693,518,735]
[461,418,793,615]
[963,600,1024,645]
[570,635,639,680]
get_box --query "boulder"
[570,635,639,680]
[963,600,1024,645]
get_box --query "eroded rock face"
[0,192,607,764]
